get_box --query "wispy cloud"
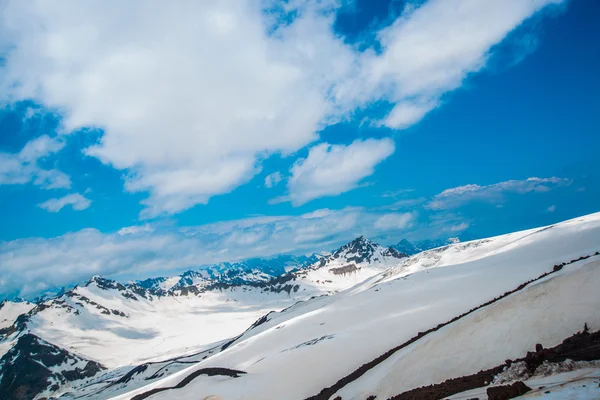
[447,222,470,232]
[264,171,283,188]
[0,135,70,189]
[377,197,427,211]
[374,212,415,230]
[381,189,416,198]
[118,224,155,236]
[0,0,564,215]
[427,177,571,210]
[38,193,91,212]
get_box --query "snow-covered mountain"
[0,237,405,399]
[0,333,104,400]
[89,213,599,400]
[392,236,464,256]
[135,254,319,295]
[0,299,34,330]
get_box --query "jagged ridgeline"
[0,237,406,399]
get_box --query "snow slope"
[0,300,34,329]
[336,258,600,399]
[112,213,600,400]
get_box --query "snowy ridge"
[134,254,319,295]
[0,333,104,400]
[109,213,600,400]
[0,300,34,330]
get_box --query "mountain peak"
[86,276,126,291]
[327,236,405,266]
[349,235,371,244]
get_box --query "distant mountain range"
[391,233,476,255]
[0,236,406,399]
[7,236,464,305]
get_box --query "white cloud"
[117,224,154,236]
[281,138,395,205]
[38,193,91,212]
[0,207,416,298]
[427,177,571,210]
[374,212,414,230]
[448,222,470,232]
[381,100,438,129]
[0,135,70,189]
[547,205,556,213]
[18,135,65,162]
[357,0,564,128]
[0,0,563,215]
[377,197,427,211]
[381,189,415,198]
[264,171,283,188]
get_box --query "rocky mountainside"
[0,334,103,400]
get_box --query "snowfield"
[109,213,600,400]
[0,300,34,329]
[27,284,303,368]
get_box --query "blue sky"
[1,0,599,299]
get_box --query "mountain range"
[391,235,474,256]
[0,237,406,399]
[1,216,600,399]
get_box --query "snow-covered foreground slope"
[113,213,600,400]
[448,367,600,399]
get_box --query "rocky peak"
[86,276,126,291]
[136,276,168,290]
[325,236,406,266]
[0,333,104,400]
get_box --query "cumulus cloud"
[427,177,571,210]
[0,0,563,215]
[0,135,70,189]
[0,207,415,298]
[38,193,91,212]
[281,138,395,205]
[358,0,564,128]
[264,172,283,188]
